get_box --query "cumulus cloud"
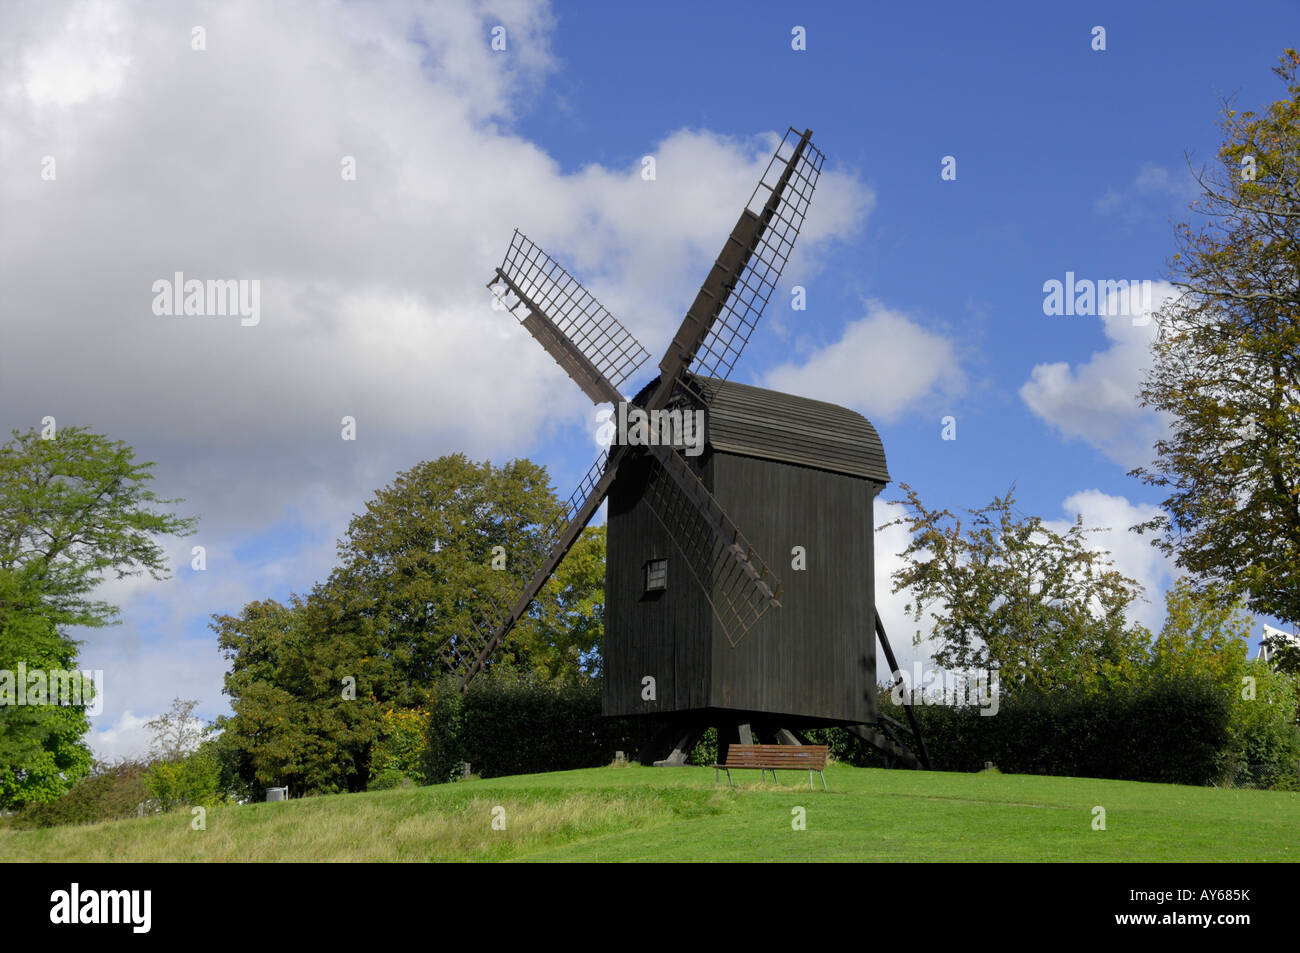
[1,1,871,733]
[1020,280,1176,468]
[764,303,963,423]
[1044,489,1173,632]
[88,710,152,763]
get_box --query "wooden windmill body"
[459,128,928,768]
[604,377,888,727]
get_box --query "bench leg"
[726,768,735,789]
[821,771,827,791]
[809,770,814,791]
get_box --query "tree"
[0,570,93,808]
[0,426,194,809]
[520,525,605,681]
[212,595,387,795]
[0,426,196,629]
[882,484,1150,693]
[1131,50,1300,627]
[212,454,606,794]
[322,453,592,688]
[145,697,206,762]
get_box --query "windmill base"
[639,718,825,767]
[637,715,927,769]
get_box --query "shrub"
[1222,661,1300,789]
[144,749,223,811]
[367,768,415,791]
[818,673,1235,785]
[369,707,428,786]
[11,760,151,829]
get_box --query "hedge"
[795,674,1237,786]
[422,672,657,783]
[422,670,1296,789]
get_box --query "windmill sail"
[655,127,824,408]
[489,231,649,401]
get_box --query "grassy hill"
[3,764,1297,862]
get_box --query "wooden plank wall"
[603,448,882,725]
[602,453,713,716]
[709,453,879,723]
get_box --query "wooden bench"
[714,744,829,790]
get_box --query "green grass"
[3,764,1297,862]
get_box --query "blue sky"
[2,0,1296,759]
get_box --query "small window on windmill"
[644,558,667,593]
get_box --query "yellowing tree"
[1133,51,1300,627]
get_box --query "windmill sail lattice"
[640,444,782,646]
[491,231,649,402]
[660,127,824,403]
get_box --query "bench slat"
[714,744,827,770]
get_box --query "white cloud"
[1044,489,1173,632]
[0,2,871,731]
[1134,163,1172,194]
[1094,162,1197,217]
[16,0,131,108]
[1020,280,1176,467]
[88,709,153,763]
[764,304,963,423]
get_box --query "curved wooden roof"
[634,375,890,483]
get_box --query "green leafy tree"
[0,573,93,808]
[211,596,385,795]
[0,426,194,809]
[882,484,1150,693]
[213,454,605,794]
[324,453,567,691]
[1132,50,1300,627]
[1149,578,1254,684]
[523,525,605,681]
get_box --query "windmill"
[453,127,928,768]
